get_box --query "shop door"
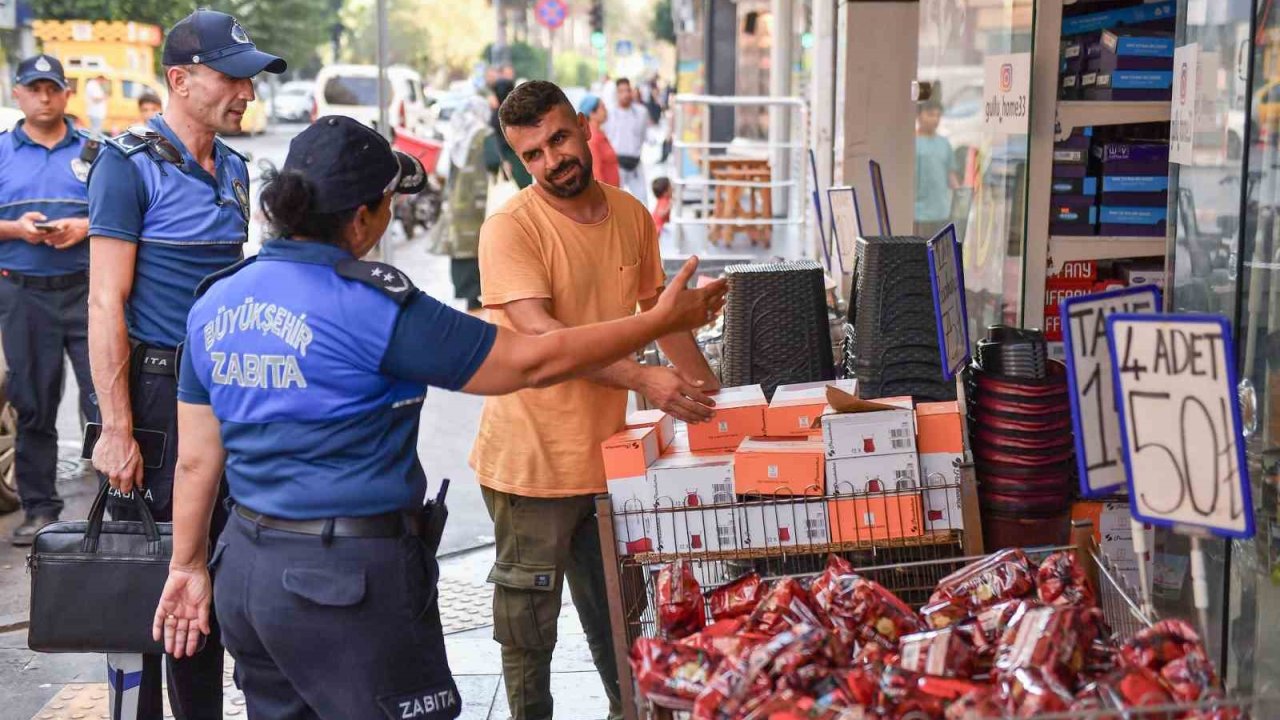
[915,0,1035,332]
[1172,0,1280,694]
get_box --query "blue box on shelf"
[1099,175,1168,207]
[1099,205,1167,236]
[1051,176,1098,196]
[1062,0,1176,36]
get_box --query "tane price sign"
[1061,286,1161,497]
[1106,315,1253,538]
[927,224,970,380]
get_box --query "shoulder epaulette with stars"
[335,259,417,306]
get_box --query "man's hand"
[92,427,145,495]
[15,211,49,244]
[651,257,728,336]
[43,218,89,249]
[638,365,717,423]
[153,565,212,659]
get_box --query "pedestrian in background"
[651,176,672,238]
[137,91,162,123]
[489,78,532,189]
[439,95,493,312]
[84,74,108,135]
[150,115,724,719]
[913,97,958,238]
[476,80,721,720]
[86,10,285,718]
[605,77,651,202]
[580,94,619,187]
[0,54,97,546]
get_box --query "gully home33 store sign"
[983,53,1031,136]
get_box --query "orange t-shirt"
[470,183,666,498]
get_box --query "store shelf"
[1056,101,1171,138]
[1047,235,1167,268]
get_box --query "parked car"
[272,80,313,122]
[313,64,430,136]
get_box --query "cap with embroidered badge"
[162,9,286,79]
[15,54,67,89]
[283,116,427,214]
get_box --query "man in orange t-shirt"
[472,80,720,720]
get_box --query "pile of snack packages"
[630,549,1231,719]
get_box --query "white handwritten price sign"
[827,187,862,273]
[1061,287,1161,497]
[927,224,970,380]
[1106,314,1254,538]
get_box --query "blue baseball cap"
[579,94,602,115]
[162,10,286,79]
[15,54,67,89]
[284,116,428,213]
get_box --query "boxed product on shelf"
[607,474,659,555]
[1050,176,1097,196]
[646,452,739,553]
[1050,221,1098,237]
[1052,161,1089,179]
[735,497,832,549]
[1061,37,1085,72]
[1086,30,1174,72]
[626,409,676,451]
[821,396,916,460]
[1100,205,1167,236]
[733,437,826,496]
[1061,0,1175,37]
[1094,278,1127,293]
[1051,195,1097,223]
[1079,70,1100,99]
[601,425,661,481]
[1119,260,1166,288]
[1047,260,1098,281]
[1091,140,1171,175]
[1085,70,1174,101]
[825,452,920,495]
[1099,174,1168,206]
[765,379,857,437]
[1059,71,1081,101]
[1052,146,1089,166]
[915,401,964,534]
[687,384,767,452]
[827,490,925,542]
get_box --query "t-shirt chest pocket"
[617,261,641,312]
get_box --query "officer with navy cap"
[0,54,98,546]
[149,115,725,718]
[85,9,284,720]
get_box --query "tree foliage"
[481,41,548,82]
[343,0,490,78]
[650,0,675,45]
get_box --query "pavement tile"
[455,674,501,720]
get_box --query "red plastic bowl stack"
[966,326,1075,549]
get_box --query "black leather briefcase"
[27,483,171,654]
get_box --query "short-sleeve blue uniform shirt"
[88,115,250,347]
[0,119,92,276]
[179,238,497,519]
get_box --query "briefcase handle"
[81,482,164,555]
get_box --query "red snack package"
[853,642,898,669]
[876,666,946,719]
[711,572,767,622]
[923,549,1035,627]
[810,555,856,604]
[944,689,1005,720]
[995,605,1106,687]
[630,637,720,710]
[1070,665,1173,713]
[680,619,771,663]
[693,655,751,720]
[658,560,707,639]
[814,574,924,650]
[898,627,977,678]
[1160,650,1220,702]
[747,577,824,635]
[836,666,880,707]
[1121,619,1209,674]
[1005,666,1074,717]
[1036,551,1096,607]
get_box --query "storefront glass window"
[916,0,1034,331]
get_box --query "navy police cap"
[163,9,286,79]
[284,116,427,214]
[15,54,67,89]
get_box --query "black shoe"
[11,514,56,547]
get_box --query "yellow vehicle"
[62,67,165,135]
[235,96,269,136]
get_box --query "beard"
[541,154,594,198]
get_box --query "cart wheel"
[0,396,18,514]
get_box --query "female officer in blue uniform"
[151,115,726,719]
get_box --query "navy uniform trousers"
[214,510,461,719]
[0,271,95,518]
[108,345,227,720]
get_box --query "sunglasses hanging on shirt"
[126,126,184,167]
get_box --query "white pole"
[376,0,394,263]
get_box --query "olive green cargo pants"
[482,488,623,720]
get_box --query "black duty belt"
[235,504,423,538]
[135,345,179,377]
[0,269,88,290]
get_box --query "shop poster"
[1170,43,1199,166]
[982,52,1031,136]
[1106,314,1254,538]
[927,224,970,381]
[1061,286,1161,497]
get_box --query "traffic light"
[589,0,604,34]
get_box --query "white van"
[313,64,430,136]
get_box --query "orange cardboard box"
[626,409,676,450]
[916,401,965,532]
[766,379,858,437]
[600,426,661,480]
[687,384,767,452]
[826,491,924,543]
[733,438,826,496]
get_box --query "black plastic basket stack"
[965,326,1075,550]
[845,235,955,401]
[720,260,835,398]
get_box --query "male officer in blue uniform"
[0,54,98,546]
[86,9,284,719]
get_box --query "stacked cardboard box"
[1051,129,1097,237]
[1093,141,1169,237]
